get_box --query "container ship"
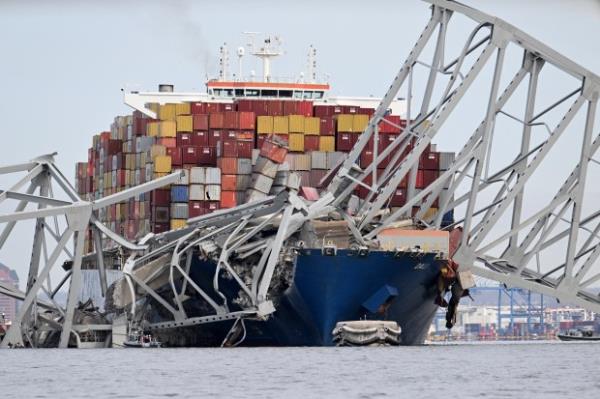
[75,36,458,347]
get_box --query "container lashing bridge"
[1,0,599,348]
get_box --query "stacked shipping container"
[75,99,450,253]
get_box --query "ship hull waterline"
[148,249,444,347]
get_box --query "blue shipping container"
[171,185,189,202]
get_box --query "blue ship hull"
[156,249,443,346]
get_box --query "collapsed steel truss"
[2,0,600,348]
[0,154,181,348]
[328,0,600,311]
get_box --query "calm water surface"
[1,341,599,398]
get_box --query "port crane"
[1,0,599,348]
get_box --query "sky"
[0,0,599,290]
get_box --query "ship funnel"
[158,84,174,92]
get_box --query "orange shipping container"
[157,138,176,148]
[217,157,238,174]
[158,121,177,137]
[238,111,256,130]
[209,113,225,129]
[221,174,237,191]
[220,191,238,208]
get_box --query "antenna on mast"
[307,45,317,84]
[218,43,230,81]
[244,32,283,83]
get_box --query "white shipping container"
[170,203,189,219]
[189,184,205,201]
[189,167,205,184]
[254,157,279,178]
[205,184,221,201]
[205,168,221,185]
[173,169,190,185]
[286,172,301,190]
[327,152,346,169]
[251,173,274,194]
[273,171,289,186]
[251,149,260,165]
[439,152,455,171]
[237,159,253,175]
[246,188,267,202]
[311,151,327,170]
[236,175,252,191]
[293,153,311,171]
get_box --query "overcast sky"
[0,0,599,289]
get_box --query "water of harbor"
[1,341,599,398]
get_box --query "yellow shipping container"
[352,114,369,133]
[289,133,305,152]
[176,115,193,132]
[288,115,305,133]
[422,207,438,221]
[337,114,354,132]
[158,121,177,137]
[153,172,169,179]
[257,116,274,134]
[304,117,320,135]
[148,103,159,114]
[150,144,166,159]
[171,219,187,230]
[154,155,172,173]
[175,102,191,116]
[158,103,177,121]
[147,121,160,137]
[273,116,289,134]
[319,136,335,152]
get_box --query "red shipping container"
[220,140,238,157]
[198,146,216,166]
[100,131,111,141]
[177,132,193,147]
[218,157,237,174]
[205,201,220,213]
[188,201,205,218]
[259,139,288,163]
[237,140,253,158]
[209,113,225,129]
[423,169,439,186]
[319,117,335,135]
[304,136,319,151]
[313,105,333,117]
[267,100,283,116]
[221,175,237,191]
[344,105,359,114]
[336,133,355,152]
[236,100,253,112]
[360,149,374,169]
[220,191,238,209]
[133,116,151,136]
[223,130,237,141]
[192,114,209,130]
[223,111,239,129]
[390,188,407,207]
[208,130,223,147]
[192,130,209,146]
[190,102,207,115]
[379,115,402,134]
[104,139,122,156]
[151,189,170,206]
[309,170,327,187]
[420,151,440,170]
[238,111,256,130]
[167,147,183,166]
[298,101,313,117]
[283,101,298,116]
[152,222,169,234]
[157,138,176,148]
[358,108,375,116]
[236,130,254,140]
[181,146,199,164]
[416,170,425,189]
